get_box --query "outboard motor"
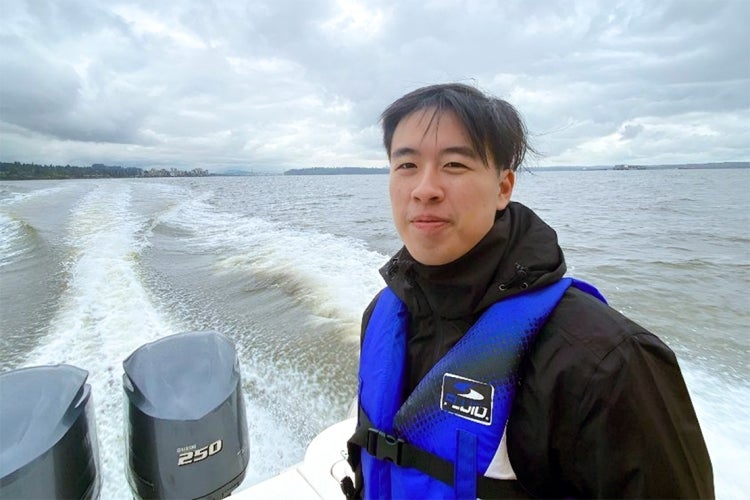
[123,331,249,499]
[0,364,100,499]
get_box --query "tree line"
[0,162,210,180]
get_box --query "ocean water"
[0,169,748,499]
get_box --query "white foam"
[0,213,32,267]
[158,195,388,335]
[0,183,73,267]
[23,183,182,499]
[0,184,68,207]
[681,361,750,500]
[235,356,335,488]
[17,181,379,497]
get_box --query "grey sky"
[1,0,748,172]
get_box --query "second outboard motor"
[0,364,100,499]
[123,331,249,499]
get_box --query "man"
[344,83,713,499]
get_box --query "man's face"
[388,108,514,266]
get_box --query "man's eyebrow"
[391,145,478,159]
[442,146,479,159]
[391,147,417,159]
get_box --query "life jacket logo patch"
[440,373,493,425]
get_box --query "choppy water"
[1,169,748,498]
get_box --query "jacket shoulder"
[508,287,713,498]
[549,286,668,362]
[516,287,674,408]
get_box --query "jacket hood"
[380,201,566,319]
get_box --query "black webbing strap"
[345,408,530,499]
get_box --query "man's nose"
[412,167,443,202]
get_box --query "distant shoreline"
[281,162,750,175]
[0,162,210,181]
[524,162,750,172]
[283,167,389,175]
[1,161,747,180]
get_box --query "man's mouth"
[411,215,449,229]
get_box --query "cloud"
[0,0,747,172]
[620,124,644,140]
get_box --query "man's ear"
[497,169,515,210]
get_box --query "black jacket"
[360,202,713,498]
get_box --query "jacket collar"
[380,202,566,320]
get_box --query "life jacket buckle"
[366,428,404,465]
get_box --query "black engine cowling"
[123,330,249,499]
[0,364,101,499]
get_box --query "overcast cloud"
[1,0,748,172]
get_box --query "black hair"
[381,83,531,172]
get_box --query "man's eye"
[396,163,417,170]
[445,162,468,169]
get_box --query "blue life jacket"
[355,278,605,499]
